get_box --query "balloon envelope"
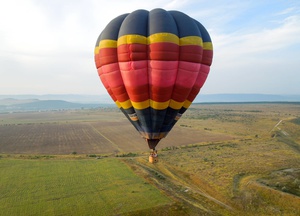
[94,9,213,149]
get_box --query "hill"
[0,99,104,113]
[0,94,108,104]
[195,93,300,103]
[1,93,299,104]
[1,93,300,113]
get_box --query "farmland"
[0,158,171,216]
[0,108,232,154]
[0,103,300,215]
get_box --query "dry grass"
[141,103,300,215]
[1,103,300,215]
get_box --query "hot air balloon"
[94,8,213,161]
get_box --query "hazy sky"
[1,0,299,95]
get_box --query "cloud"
[0,0,299,95]
[214,14,300,57]
[204,12,300,94]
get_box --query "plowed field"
[0,109,232,154]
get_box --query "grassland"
[0,103,300,215]
[0,157,172,216]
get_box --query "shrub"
[88,154,97,157]
[116,152,137,157]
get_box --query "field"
[0,103,300,215]
[0,108,231,154]
[0,158,171,216]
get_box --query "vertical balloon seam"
[184,19,203,111]
[170,14,191,130]
[124,13,148,138]
[149,9,178,140]
[146,10,152,139]
[184,19,213,110]
[165,12,199,130]
[159,11,180,138]
[118,11,150,139]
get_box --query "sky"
[0,0,299,96]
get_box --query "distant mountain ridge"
[0,93,299,113]
[0,94,105,104]
[0,98,39,105]
[194,94,300,103]
[1,94,299,104]
[0,99,105,113]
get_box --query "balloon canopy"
[94,8,213,150]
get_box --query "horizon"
[1,93,300,104]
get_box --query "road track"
[122,157,235,215]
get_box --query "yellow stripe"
[99,39,117,49]
[148,33,179,45]
[203,42,213,50]
[131,100,150,109]
[131,99,170,110]
[180,36,203,46]
[169,100,184,110]
[150,100,170,110]
[132,99,186,110]
[115,101,121,108]
[118,35,147,46]
[115,99,132,109]
[94,47,100,55]
[183,100,192,109]
[116,98,194,110]
[97,35,212,51]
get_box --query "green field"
[0,103,300,215]
[0,157,171,216]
